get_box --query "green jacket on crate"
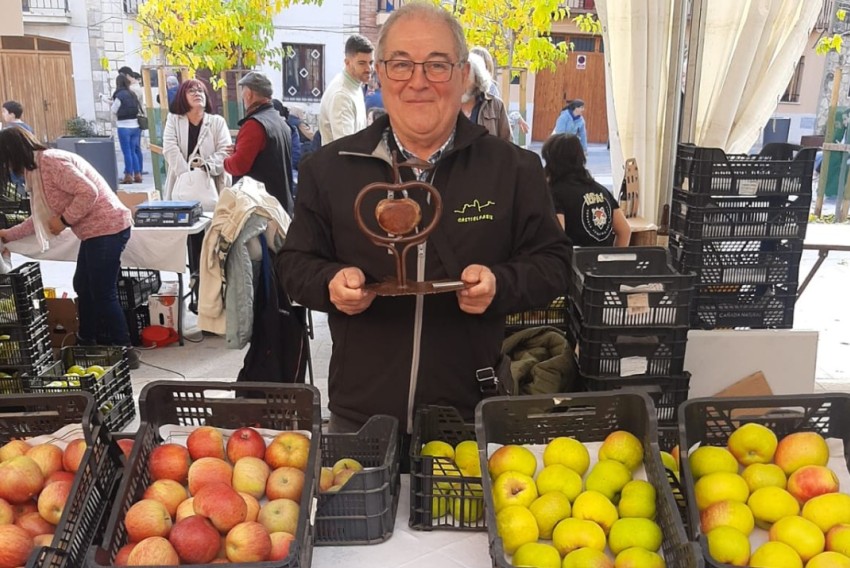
[502,326,577,395]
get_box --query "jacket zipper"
[407,241,426,433]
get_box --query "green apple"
[492,471,537,512]
[84,365,106,379]
[536,464,582,501]
[421,440,454,460]
[528,492,570,539]
[543,436,590,475]
[66,365,85,376]
[495,505,538,555]
[618,479,656,519]
[585,459,632,502]
[511,542,560,568]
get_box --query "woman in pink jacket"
[0,128,138,367]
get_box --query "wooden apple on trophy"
[354,153,466,296]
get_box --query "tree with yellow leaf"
[136,0,322,85]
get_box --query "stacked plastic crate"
[567,247,694,424]
[668,143,815,329]
[0,262,52,392]
[117,268,160,345]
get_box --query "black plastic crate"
[0,182,31,229]
[0,352,53,394]
[117,268,161,310]
[88,380,321,568]
[675,143,816,196]
[582,372,691,424]
[569,247,694,327]
[690,283,796,329]
[409,405,486,531]
[568,316,689,378]
[0,392,124,568]
[25,346,135,433]
[670,190,810,240]
[669,234,804,286]
[123,303,150,347]
[476,392,698,568]
[315,415,400,545]
[678,393,850,567]
[505,296,567,332]
[0,262,46,326]
[0,315,51,366]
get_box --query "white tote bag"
[172,121,218,211]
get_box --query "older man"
[224,71,294,212]
[278,2,570,433]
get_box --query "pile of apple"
[115,426,317,566]
[0,436,87,568]
[318,458,364,493]
[45,363,107,388]
[419,439,485,523]
[488,431,665,568]
[689,424,850,567]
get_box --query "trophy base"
[366,279,467,296]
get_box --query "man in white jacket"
[318,35,373,145]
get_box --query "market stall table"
[6,216,211,345]
[313,475,490,568]
[798,223,850,297]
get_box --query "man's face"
[0,108,12,123]
[240,86,255,109]
[377,15,468,149]
[345,52,374,84]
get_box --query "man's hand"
[329,267,376,315]
[457,264,496,314]
[48,216,66,236]
[224,144,235,156]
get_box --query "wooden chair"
[619,158,658,246]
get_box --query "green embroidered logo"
[454,199,495,223]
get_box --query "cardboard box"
[148,282,180,333]
[45,298,78,348]
[714,371,774,418]
[117,189,160,215]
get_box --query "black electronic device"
[133,201,203,227]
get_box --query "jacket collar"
[239,101,274,126]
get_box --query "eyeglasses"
[187,87,206,94]
[381,59,463,83]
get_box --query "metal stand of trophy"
[354,153,466,296]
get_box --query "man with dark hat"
[224,71,294,213]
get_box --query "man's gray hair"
[466,53,492,96]
[376,1,468,64]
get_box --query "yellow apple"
[660,451,678,473]
[495,505,538,555]
[749,541,802,568]
[542,436,590,475]
[585,459,632,502]
[769,515,824,562]
[571,491,619,535]
[694,472,749,510]
[453,440,480,477]
[598,430,643,472]
[562,548,614,568]
[741,463,786,492]
[535,464,582,501]
[748,486,799,529]
[491,471,537,512]
[488,445,537,479]
[511,542,561,568]
[706,526,750,566]
[552,518,606,556]
[699,500,755,536]
[618,480,655,519]
[528,492,571,539]
[802,493,850,533]
[614,547,665,568]
[727,423,777,466]
[421,440,454,461]
[807,552,850,568]
[688,446,739,480]
[607,517,662,555]
[774,432,829,475]
[826,523,850,556]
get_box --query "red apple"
[124,499,172,542]
[232,456,270,500]
[32,533,54,547]
[37,479,72,525]
[193,482,247,534]
[0,455,45,503]
[265,432,311,471]
[0,524,34,568]
[12,500,38,519]
[187,457,232,496]
[15,511,55,537]
[225,521,272,562]
[169,515,220,564]
[319,467,334,492]
[187,426,226,461]
[126,536,179,565]
[0,440,31,462]
[114,542,136,566]
[269,531,295,561]
[788,465,839,503]
[774,431,830,475]
[45,471,75,486]
[175,497,195,522]
[143,479,188,518]
[117,439,134,459]
[0,497,13,524]
[62,438,86,473]
[239,492,260,522]
[26,444,63,479]
[258,498,300,535]
[148,444,191,484]
[266,466,305,501]
[226,427,266,463]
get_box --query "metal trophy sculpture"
[354,153,466,296]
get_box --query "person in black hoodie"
[110,74,142,184]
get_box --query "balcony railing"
[21,0,69,16]
[816,0,835,31]
[564,0,595,12]
[124,0,141,14]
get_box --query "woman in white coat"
[162,79,232,200]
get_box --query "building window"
[570,36,596,52]
[781,56,804,103]
[282,43,324,102]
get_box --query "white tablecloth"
[312,475,491,568]
[5,217,211,273]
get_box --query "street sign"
[576,54,587,70]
